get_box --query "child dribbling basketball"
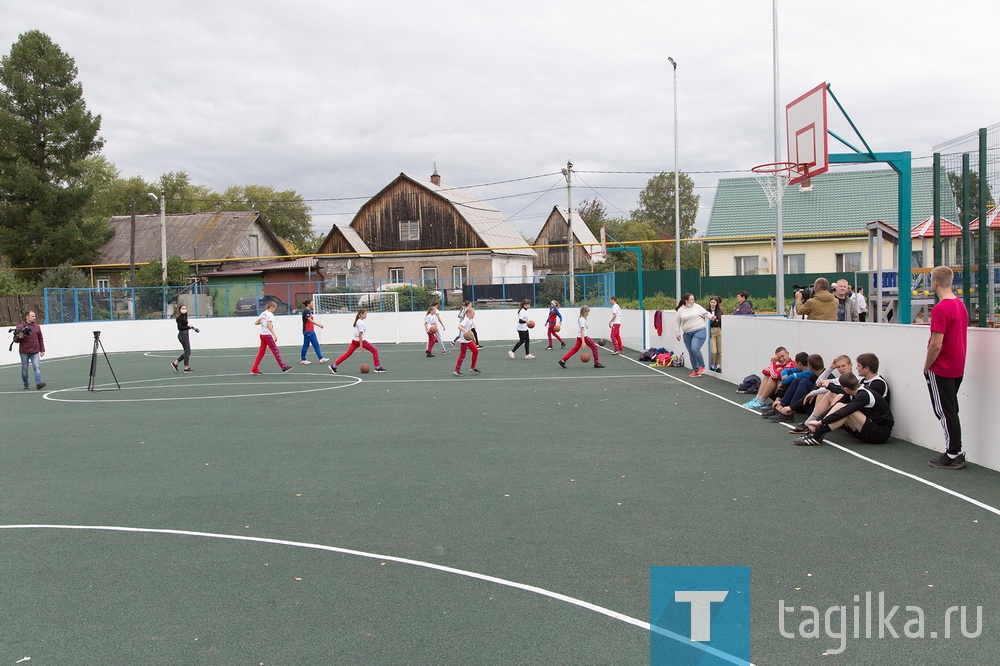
[453,307,481,377]
[559,305,604,369]
[330,308,385,374]
[545,299,565,350]
[251,300,291,374]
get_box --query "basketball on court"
[580,352,591,363]
[360,363,371,373]
[553,324,561,332]
[429,324,438,334]
[463,330,475,341]
[527,320,535,329]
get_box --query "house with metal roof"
[316,170,536,293]
[532,206,604,274]
[96,211,289,285]
[705,166,959,276]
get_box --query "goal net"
[312,292,401,343]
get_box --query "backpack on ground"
[736,374,761,394]
[671,352,685,367]
[638,347,658,362]
[655,352,672,366]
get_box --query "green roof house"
[705,166,959,276]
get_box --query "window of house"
[96,277,110,293]
[398,220,420,241]
[389,268,404,282]
[836,252,862,273]
[421,267,438,290]
[735,256,759,276]
[453,266,467,289]
[783,254,805,274]
[333,273,348,287]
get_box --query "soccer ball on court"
[580,352,591,363]
[360,363,371,373]
[463,330,475,341]
[526,320,535,329]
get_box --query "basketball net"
[752,162,809,208]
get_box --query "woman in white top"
[674,293,713,377]
[558,305,604,369]
[251,300,292,374]
[608,296,623,354]
[330,308,385,373]
[508,298,535,359]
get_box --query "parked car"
[234,294,292,316]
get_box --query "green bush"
[387,285,438,312]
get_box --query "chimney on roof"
[430,162,441,186]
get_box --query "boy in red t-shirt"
[923,266,969,469]
[742,346,796,409]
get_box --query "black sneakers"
[769,412,794,423]
[471,368,481,374]
[788,424,809,435]
[373,367,387,373]
[558,360,567,369]
[329,365,338,374]
[928,452,967,469]
[426,351,435,357]
[594,363,606,369]
[761,407,778,418]
[793,433,823,446]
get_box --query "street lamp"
[668,57,681,305]
[147,190,167,283]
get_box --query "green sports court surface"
[2,341,998,664]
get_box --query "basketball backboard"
[785,82,829,186]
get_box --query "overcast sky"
[4,1,997,239]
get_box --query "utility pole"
[561,160,575,304]
[129,200,136,287]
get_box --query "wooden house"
[532,206,604,274]
[95,211,289,288]
[317,171,536,293]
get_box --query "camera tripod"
[88,331,121,392]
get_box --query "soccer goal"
[312,291,401,343]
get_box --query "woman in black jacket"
[172,305,198,372]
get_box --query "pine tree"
[0,30,110,268]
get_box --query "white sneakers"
[525,354,535,359]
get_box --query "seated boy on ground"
[766,354,825,423]
[792,372,894,446]
[760,352,809,411]
[789,355,852,434]
[855,352,889,402]
[742,347,796,409]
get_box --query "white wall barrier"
[8,308,996,472]
[642,309,999,472]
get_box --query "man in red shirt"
[923,266,968,469]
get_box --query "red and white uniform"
[455,316,479,371]
[333,318,381,368]
[560,316,600,365]
[610,303,623,352]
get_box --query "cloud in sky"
[4,1,997,238]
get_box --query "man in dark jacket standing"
[18,310,46,390]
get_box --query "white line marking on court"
[0,523,752,665]
[42,373,361,403]
[621,355,1000,517]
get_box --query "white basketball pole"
[772,0,786,315]
[669,57,681,306]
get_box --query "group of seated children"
[743,347,893,447]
